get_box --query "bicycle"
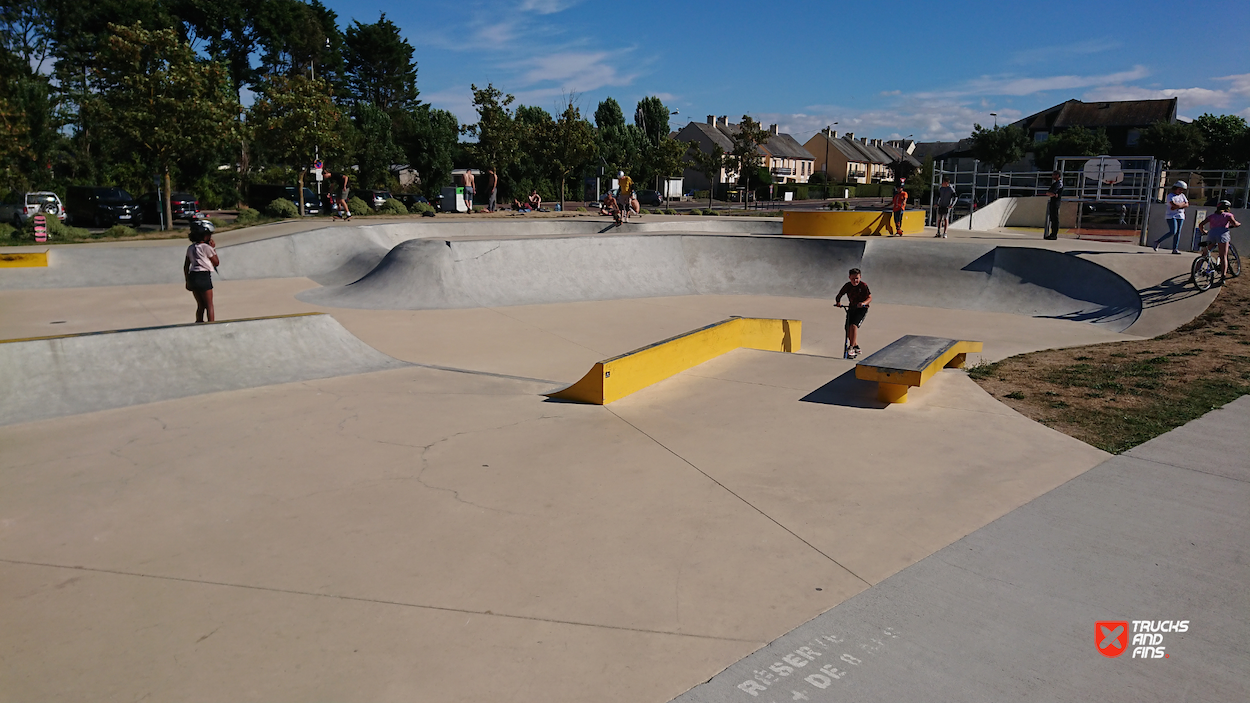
[1190,242,1241,291]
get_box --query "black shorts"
[188,270,213,291]
[938,205,949,216]
[893,211,904,226]
[845,306,867,327]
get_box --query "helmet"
[1172,180,1187,189]
[189,217,215,236]
[618,171,625,178]
[1218,199,1232,209]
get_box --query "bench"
[854,335,984,403]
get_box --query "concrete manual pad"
[670,399,1250,703]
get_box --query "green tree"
[1193,113,1248,169]
[1033,126,1112,170]
[85,22,240,227]
[351,101,404,188]
[463,83,518,175]
[594,97,625,130]
[343,13,417,112]
[546,97,596,209]
[1138,121,1204,167]
[724,115,770,209]
[686,142,725,209]
[249,73,346,215]
[968,123,1029,171]
[398,105,458,195]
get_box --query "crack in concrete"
[0,558,763,645]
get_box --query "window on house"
[1034,132,1049,143]
[1126,129,1141,146]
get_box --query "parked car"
[354,189,393,210]
[0,191,65,226]
[634,189,663,206]
[248,184,322,215]
[65,186,141,227]
[137,191,200,224]
[394,193,430,210]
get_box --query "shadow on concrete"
[799,369,889,409]
[1138,273,1206,309]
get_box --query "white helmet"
[618,171,625,178]
[1172,180,1187,189]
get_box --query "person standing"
[183,225,219,323]
[616,170,633,221]
[334,170,351,220]
[1044,170,1064,240]
[462,169,476,213]
[935,178,956,237]
[1152,181,1190,253]
[890,179,908,236]
[834,268,871,358]
[486,168,498,212]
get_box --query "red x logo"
[1096,621,1129,658]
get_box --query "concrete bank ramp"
[0,313,407,426]
[299,234,1143,332]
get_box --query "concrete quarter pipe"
[298,234,1143,332]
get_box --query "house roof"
[912,139,973,160]
[877,142,923,168]
[1012,98,1177,132]
[676,122,734,151]
[761,132,815,160]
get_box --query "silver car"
[0,191,66,226]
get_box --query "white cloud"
[520,51,638,93]
[1215,73,1250,96]
[519,0,581,13]
[757,102,1024,143]
[914,66,1151,99]
[1009,38,1122,65]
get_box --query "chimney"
[859,137,868,145]
[769,124,779,135]
[827,130,838,139]
[844,132,854,141]
[718,115,728,126]
[707,115,715,125]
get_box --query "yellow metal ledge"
[545,316,801,404]
[855,339,983,403]
[0,251,48,267]
[782,210,925,237]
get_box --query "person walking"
[935,177,956,237]
[486,168,498,213]
[1152,181,1190,253]
[890,179,908,236]
[1197,200,1241,278]
[183,223,219,323]
[463,169,476,213]
[1045,170,1063,240]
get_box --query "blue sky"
[321,0,1250,143]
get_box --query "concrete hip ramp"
[298,234,1143,332]
[0,313,408,426]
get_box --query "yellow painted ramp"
[545,317,801,404]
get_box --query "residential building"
[677,116,816,192]
[1010,98,1178,152]
[803,130,919,184]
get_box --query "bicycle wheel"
[1192,256,1217,291]
[1226,244,1241,278]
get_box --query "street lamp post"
[823,122,838,197]
[990,112,998,128]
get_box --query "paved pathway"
[672,396,1250,702]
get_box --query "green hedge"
[265,198,299,218]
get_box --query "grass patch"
[971,272,1250,453]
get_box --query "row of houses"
[675,116,921,193]
[673,98,1180,192]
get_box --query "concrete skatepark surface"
[0,217,1238,701]
[672,396,1250,703]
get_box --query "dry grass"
[970,272,1250,453]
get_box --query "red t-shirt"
[891,190,908,211]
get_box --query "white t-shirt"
[187,242,216,272]
[1166,193,1188,220]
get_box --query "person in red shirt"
[835,267,871,358]
[890,179,908,236]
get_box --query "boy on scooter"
[835,268,871,358]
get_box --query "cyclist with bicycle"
[1198,200,1241,278]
